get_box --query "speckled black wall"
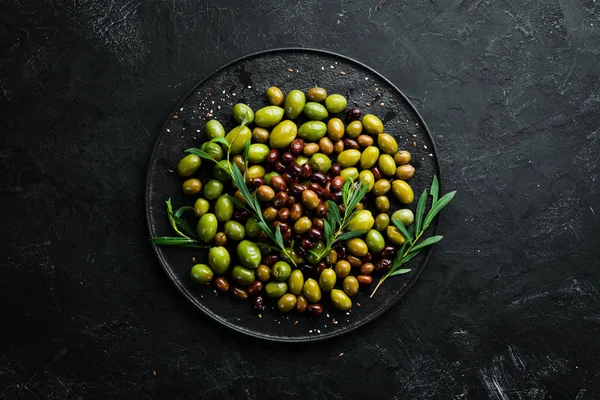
[1,0,599,398]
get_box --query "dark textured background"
[1,0,599,398]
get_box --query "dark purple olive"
[346,107,362,122]
[262,254,279,266]
[312,172,327,185]
[330,163,341,176]
[254,295,265,312]
[375,258,393,273]
[289,182,306,196]
[291,163,302,177]
[267,149,279,163]
[308,228,323,241]
[301,238,316,249]
[380,246,395,257]
[282,152,295,165]
[275,161,287,173]
[232,210,249,222]
[301,163,312,178]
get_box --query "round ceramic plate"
[146,48,441,342]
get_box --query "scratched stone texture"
[1,0,599,399]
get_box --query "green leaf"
[243,140,251,164]
[430,175,439,204]
[307,250,320,259]
[415,190,428,234]
[165,199,185,238]
[274,224,285,248]
[209,137,231,149]
[409,235,444,253]
[396,248,422,267]
[389,268,411,277]
[174,206,194,218]
[168,211,198,239]
[151,236,197,245]
[185,148,217,163]
[342,179,352,206]
[423,191,456,230]
[391,218,413,242]
[231,164,251,201]
[408,224,415,238]
[230,196,247,210]
[323,220,332,242]
[327,200,342,226]
[336,230,366,242]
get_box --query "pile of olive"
[178,86,416,314]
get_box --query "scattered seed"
[340,71,346,76]
[208,92,212,96]
[173,115,179,119]
[412,134,417,138]
[258,314,262,318]
[356,303,361,307]
[287,68,293,72]
[339,352,344,357]
[294,320,298,325]
[205,113,212,118]
[366,103,371,107]
[153,371,157,376]
[413,141,417,147]
[380,102,384,106]
[192,257,196,263]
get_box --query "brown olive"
[267,149,280,164]
[302,189,319,210]
[257,185,275,202]
[252,127,270,143]
[394,150,411,165]
[357,275,373,285]
[307,303,323,315]
[395,164,415,180]
[263,206,278,222]
[232,287,248,300]
[246,281,264,296]
[296,295,308,312]
[307,87,327,102]
[290,138,305,155]
[331,176,344,191]
[278,207,290,221]
[303,143,320,156]
[215,277,229,292]
[356,134,373,147]
[360,263,375,275]
[346,255,362,268]
[343,138,359,150]
[312,217,324,230]
[270,176,287,192]
[232,154,246,173]
[371,166,383,180]
[215,232,227,246]
[182,179,202,195]
[319,137,334,155]
[271,191,289,209]
[334,140,344,154]
[290,203,303,220]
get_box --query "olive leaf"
[336,230,366,242]
[430,175,439,204]
[414,190,428,234]
[391,218,412,243]
[423,190,456,230]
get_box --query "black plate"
[146,48,441,342]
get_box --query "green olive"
[304,241,324,264]
[194,198,210,217]
[387,226,406,246]
[337,149,361,168]
[237,240,262,269]
[213,160,232,182]
[347,210,374,231]
[326,249,338,265]
[177,154,201,177]
[245,218,261,238]
[302,190,320,210]
[205,119,225,140]
[340,167,359,182]
[331,289,352,311]
[182,178,202,195]
[347,238,368,257]
[277,294,297,312]
[392,180,414,204]
[342,276,359,297]
[190,264,213,284]
[204,142,224,161]
[288,270,305,295]
[395,150,411,165]
[256,265,271,281]
[359,170,375,192]
[362,114,384,134]
[263,171,281,185]
[346,120,363,138]
[360,146,380,169]
[334,260,351,278]
[378,154,397,176]
[284,89,306,119]
[377,133,398,155]
[307,87,327,102]
[303,102,329,120]
[266,86,284,106]
[325,94,347,113]
[265,281,288,298]
[197,213,218,243]
[294,216,312,234]
[319,268,337,291]
[269,120,298,149]
[327,118,345,141]
[247,165,265,179]
[365,229,385,253]
[214,194,234,222]
[309,153,332,173]
[295,155,309,165]
[392,209,415,226]
[203,179,224,201]
[232,154,245,174]
[254,106,284,128]
[303,278,322,303]
[232,265,256,286]
[298,121,327,141]
[247,143,270,164]
[272,261,292,281]
[232,103,254,124]
[374,213,390,231]
[375,196,390,213]
[281,247,304,265]
[224,220,245,241]
[373,179,391,196]
[208,246,230,275]
[225,125,252,155]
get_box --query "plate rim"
[145,47,443,342]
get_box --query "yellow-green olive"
[213,160,232,182]
[256,265,271,281]
[296,155,309,165]
[232,265,255,286]
[237,240,262,269]
[208,246,230,275]
[395,164,415,180]
[224,220,245,241]
[197,213,218,243]
[394,150,411,165]
[303,278,322,303]
[182,178,202,195]
[347,210,374,231]
[360,146,380,169]
[266,86,284,105]
[247,165,265,179]
[272,261,292,281]
[359,170,375,192]
[263,171,281,185]
[245,218,261,238]
[392,180,414,204]
[254,106,284,128]
[298,121,327,141]
[362,114,384,134]
[334,260,351,278]
[284,89,306,119]
[387,226,406,246]
[340,167,359,182]
[347,238,368,257]
[306,241,326,264]
[391,209,415,226]
[269,120,298,149]
[177,154,201,177]
[288,270,305,295]
[309,153,332,173]
[302,190,320,210]
[294,216,312,234]
[190,264,213,284]
[319,268,337,291]
[247,144,270,164]
[203,179,223,201]
[337,149,361,168]
[373,179,391,196]
[204,142,224,161]
[326,249,338,265]
[342,276,359,297]
[346,120,363,138]
[374,213,390,231]
[194,198,210,217]
[365,229,385,253]
[225,125,252,154]
[277,294,297,312]
[232,103,254,124]
[325,94,347,113]
[331,289,352,311]
[205,119,225,139]
[378,154,397,176]
[307,87,327,102]
[375,195,390,212]
[377,133,398,154]
[327,118,345,140]
[265,281,288,298]
[304,102,329,120]
[214,194,234,222]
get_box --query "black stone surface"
[1,0,599,398]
